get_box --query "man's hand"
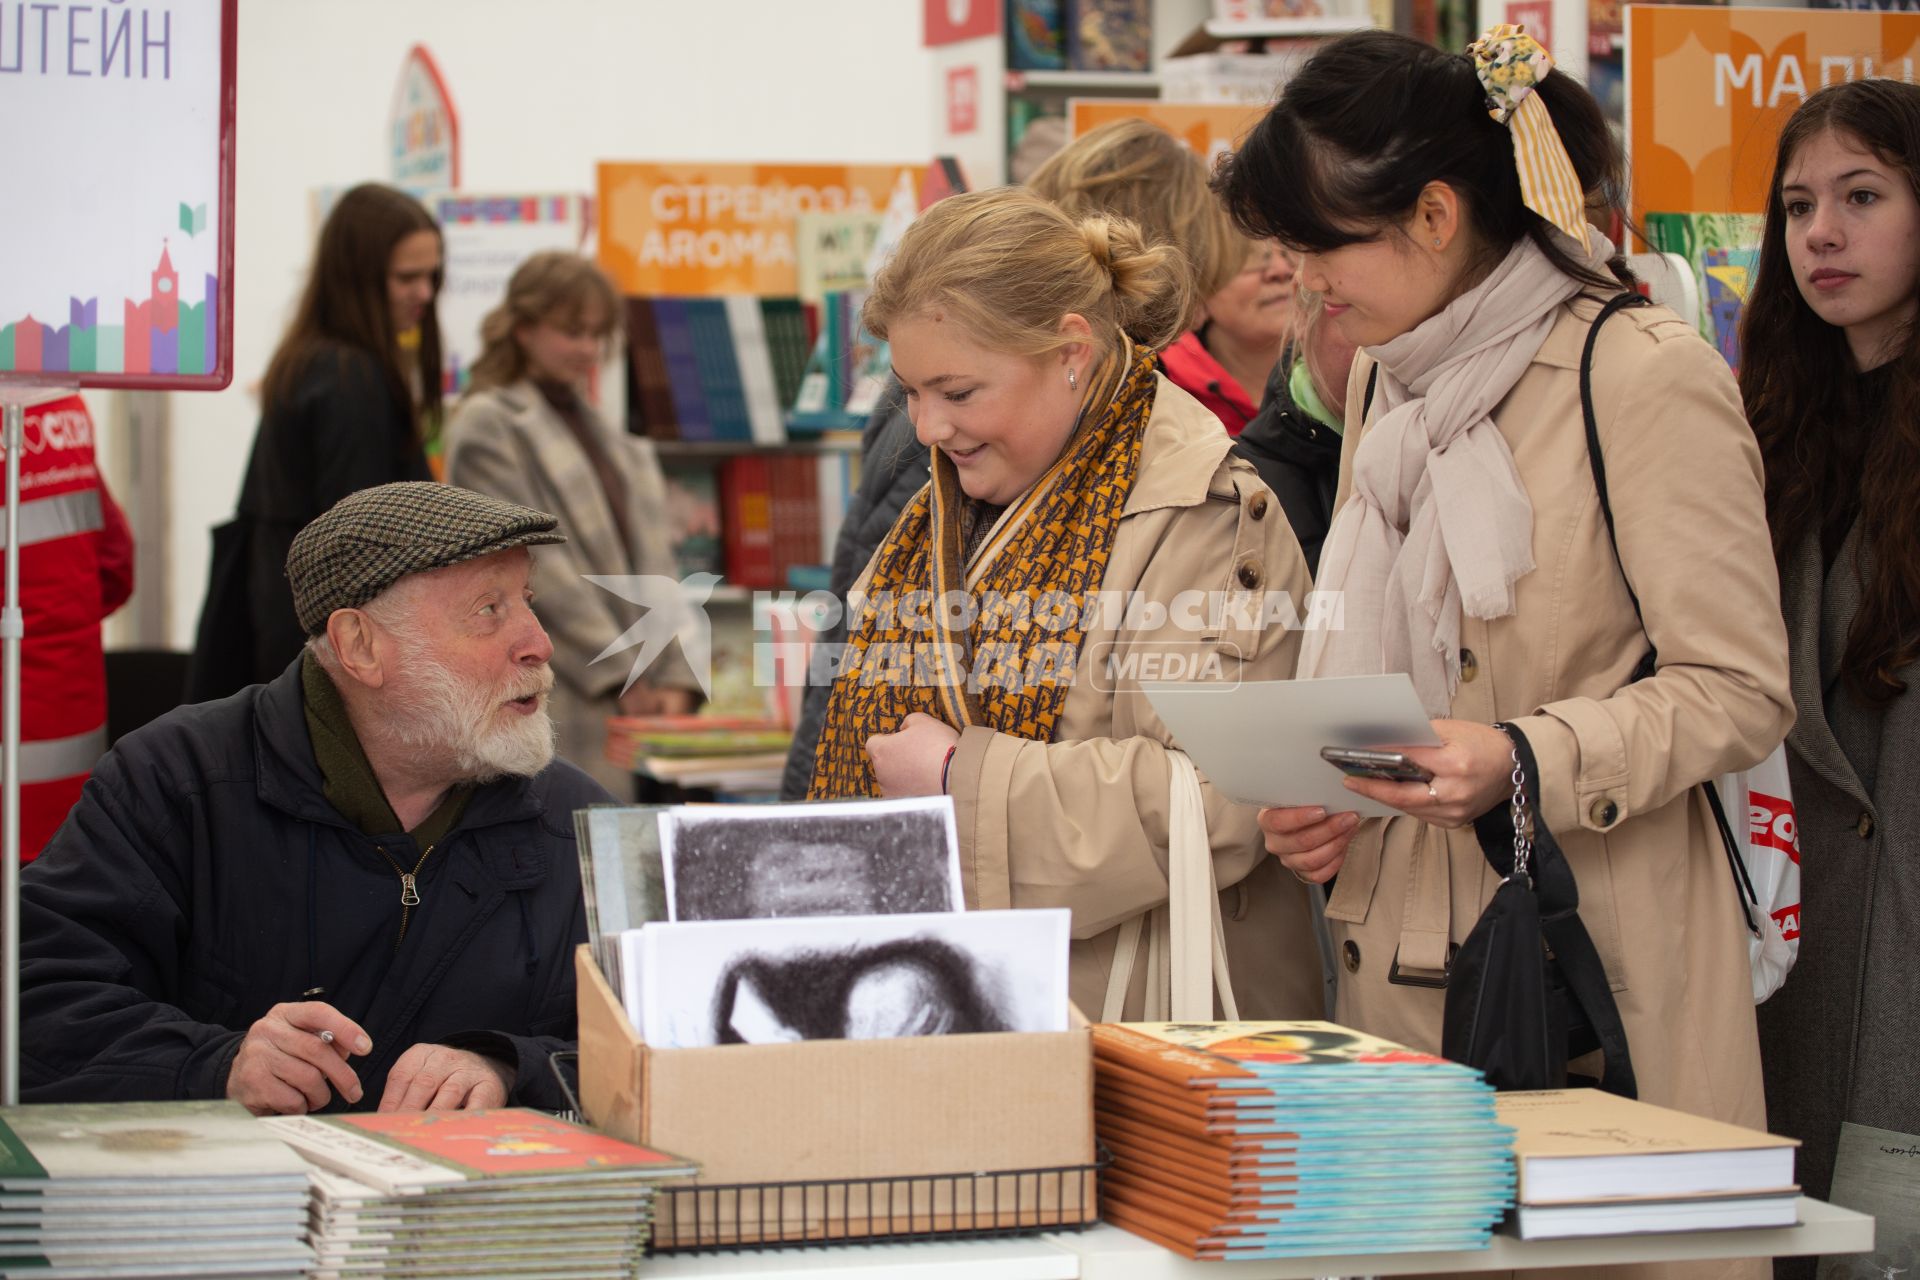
[226,1001,372,1116]
[378,1044,517,1112]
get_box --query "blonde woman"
[1029,118,1291,436]
[806,188,1324,1021]
[445,252,699,795]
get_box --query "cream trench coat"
[1326,298,1792,1280]
[920,373,1328,1023]
[445,380,702,797]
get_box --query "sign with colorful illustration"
[1067,99,1265,166]
[1626,4,1920,222]
[389,45,460,190]
[597,163,923,297]
[0,0,238,389]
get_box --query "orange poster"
[1067,100,1267,164]
[597,162,921,296]
[1628,5,1920,225]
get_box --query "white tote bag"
[1715,744,1802,1004]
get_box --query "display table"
[636,1198,1872,1278]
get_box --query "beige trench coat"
[1326,298,1793,1280]
[444,381,701,796]
[928,374,1327,1023]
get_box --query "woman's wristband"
[941,744,958,795]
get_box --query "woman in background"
[807,187,1323,1022]
[1028,118,1290,436]
[1741,80,1920,1266]
[445,251,700,796]
[188,183,442,700]
[1233,290,1362,574]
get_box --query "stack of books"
[1093,1021,1515,1260]
[0,1100,313,1278]
[265,1109,696,1277]
[604,713,793,781]
[1498,1089,1800,1240]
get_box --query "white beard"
[381,640,557,783]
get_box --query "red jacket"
[7,394,133,859]
[1158,331,1258,437]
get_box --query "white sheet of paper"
[622,909,1071,1048]
[1140,674,1441,818]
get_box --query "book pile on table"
[603,714,791,784]
[265,1108,696,1278]
[0,1099,312,1278]
[1498,1088,1799,1240]
[1093,1021,1515,1260]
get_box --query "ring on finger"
[1426,783,1439,803]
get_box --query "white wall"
[165,0,939,647]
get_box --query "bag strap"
[1100,753,1240,1022]
[1579,292,1760,936]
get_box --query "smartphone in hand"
[1319,746,1435,784]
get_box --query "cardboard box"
[575,945,1098,1248]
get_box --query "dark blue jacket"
[21,658,606,1111]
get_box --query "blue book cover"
[684,298,753,441]
[651,298,711,442]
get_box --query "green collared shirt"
[300,652,471,848]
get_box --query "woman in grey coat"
[1741,80,1920,1280]
[446,252,701,796]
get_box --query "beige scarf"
[1298,232,1605,714]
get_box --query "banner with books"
[597,162,924,297]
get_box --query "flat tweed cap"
[288,481,565,635]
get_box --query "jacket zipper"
[374,843,435,952]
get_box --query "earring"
[1068,368,1078,390]
[1433,237,1443,248]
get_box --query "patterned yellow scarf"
[809,346,1159,799]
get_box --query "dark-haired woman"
[1742,80,1920,1264]
[1225,26,1792,1161]
[187,183,442,701]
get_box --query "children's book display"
[265,1109,695,1276]
[0,1100,313,1278]
[1092,1022,1516,1259]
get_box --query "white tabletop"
[636,1197,1872,1279]
[1048,1198,1873,1278]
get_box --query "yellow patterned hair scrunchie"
[1469,24,1594,254]
[808,346,1159,800]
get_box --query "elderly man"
[21,482,611,1114]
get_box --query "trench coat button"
[1342,940,1361,973]
[1237,561,1262,589]
[1858,811,1876,840]
[1459,648,1479,683]
[1248,494,1269,521]
[1589,797,1620,828]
